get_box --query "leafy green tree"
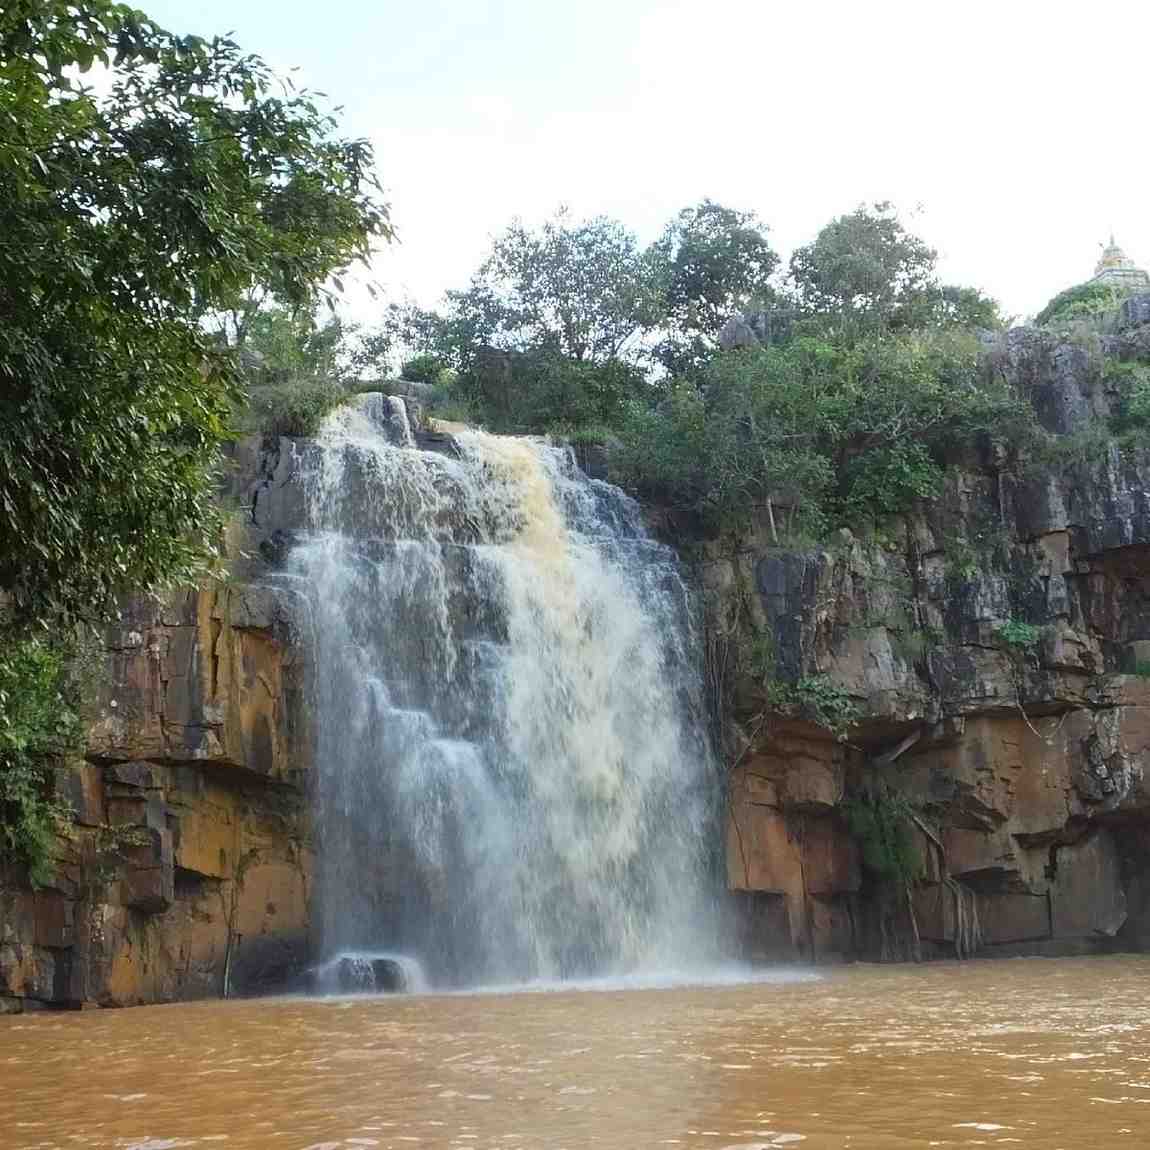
[649,200,779,376]
[398,353,446,383]
[451,207,658,363]
[238,307,356,437]
[614,342,838,537]
[789,203,938,332]
[925,283,1003,331]
[0,0,390,628]
[613,331,1031,535]
[460,350,646,434]
[789,203,1000,336]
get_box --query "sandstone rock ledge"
[0,579,312,1012]
[704,314,1150,962]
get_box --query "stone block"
[106,761,162,790]
[122,827,174,914]
[727,803,801,896]
[1051,831,1126,938]
[31,891,73,949]
[106,792,168,832]
[942,826,1020,881]
[912,884,955,943]
[123,867,174,914]
[808,895,854,960]
[55,762,105,826]
[782,754,842,810]
[229,584,286,633]
[730,764,779,808]
[802,817,860,896]
[171,800,235,881]
[979,892,1050,944]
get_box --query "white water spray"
[288,394,721,988]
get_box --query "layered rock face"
[6,305,1150,1008]
[712,300,1150,961]
[0,449,313,1012]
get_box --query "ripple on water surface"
[4,956,1150,1149]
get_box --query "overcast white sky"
[146,0,1149,323]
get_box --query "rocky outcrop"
[1,446,314,1013]
[709,302,1150,963]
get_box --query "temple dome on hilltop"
[1091,235,1150,290]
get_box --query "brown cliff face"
[1,561,313,1012]
[706,309,1150,963]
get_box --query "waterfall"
[288,393,722,988]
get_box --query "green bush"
[242,377,349,438]
[996,618,1039,650]
[610,382,710,508]
[401,354,447,384]
[0,639,81,886]
[765,675,860,740]
[611,330,1032,535]
[843,785,923,883]
[460,351,647,436]
[1105,360,1150,440]
[1035,281,1131,328]
[840,439,942,522]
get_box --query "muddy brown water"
[4,956,1150,1149]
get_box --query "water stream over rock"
[286,394,721,988]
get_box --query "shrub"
[0,638,81,885]
[996,618,1039,650]
[843,785,923,883]
[765,675,860,740]
[401,354,447,384]
[1105,360,1150,440]
[1035,282,1131,329]
[611,330,1032,535]
[242,377,348,438]
[460,351,647,435]
[610,382,710,508]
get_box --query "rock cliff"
[5,301,1150,1009]
[709,296,1150,962]
[0,446,314,1012]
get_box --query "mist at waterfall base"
[285,394,727,992]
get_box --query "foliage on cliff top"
[789,203,1001,337]
[0,1,390,628]
[236,308,357,437]
[649,200,780,378]
[1035,281,1133,329]
[610,330,1034,534]
[383,203,1011,526]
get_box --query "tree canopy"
[649,200,778,376]
[450,208,657,364]
[0,0,390,628]
[789,203,1000,335]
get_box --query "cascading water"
[288,393,722,988]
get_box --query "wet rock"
[1118,292,1150,330]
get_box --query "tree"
[789,203,938,333]
[924,284,1002,331]
[649,200,779,376]
[238,307,355,437]
[0,1,391,628]
[612,331,1032,536]
[789,203,1001,335]
[452,207,658,364]
[613,343,838,537]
